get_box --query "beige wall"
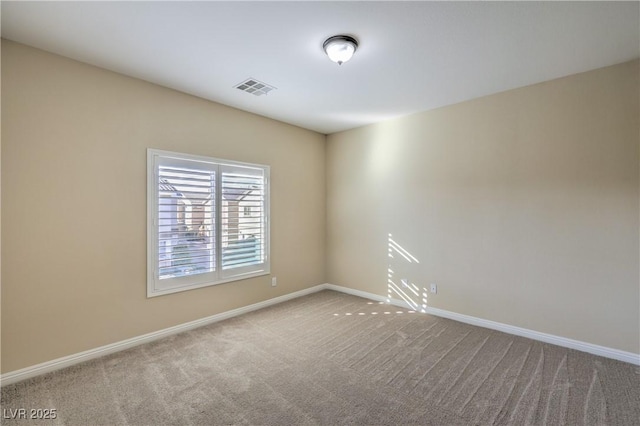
[1,41,326,372]
[2,39,638,374]
[327,60,639,354]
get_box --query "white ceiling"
[2,1,639,134]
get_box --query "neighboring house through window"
[147,149,270,297]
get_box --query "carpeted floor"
[2,290,639,425]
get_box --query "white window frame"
[147,149,270,297]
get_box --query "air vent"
[234,78,277,96]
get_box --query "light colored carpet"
[2,290,639,425]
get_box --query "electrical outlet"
[271,277,277,287]
[430,283,437,294]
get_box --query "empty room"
[1,1,639,425]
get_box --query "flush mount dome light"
[323,35,358,65]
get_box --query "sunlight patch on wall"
[387,233,428,312]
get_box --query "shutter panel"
[157,164,216,280]
[221,166,266,274]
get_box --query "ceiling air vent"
[234,78,277,96]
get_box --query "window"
[147,149,270,297]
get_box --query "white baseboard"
[2,282,637,386]
[324,283,640,366]
[0,285,326,386]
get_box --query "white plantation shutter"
[221,166,267,275]
[157,164,216,280]
[148,149,270,297]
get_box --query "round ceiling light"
[323,35,358,65]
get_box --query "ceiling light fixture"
[323,35,358,65]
